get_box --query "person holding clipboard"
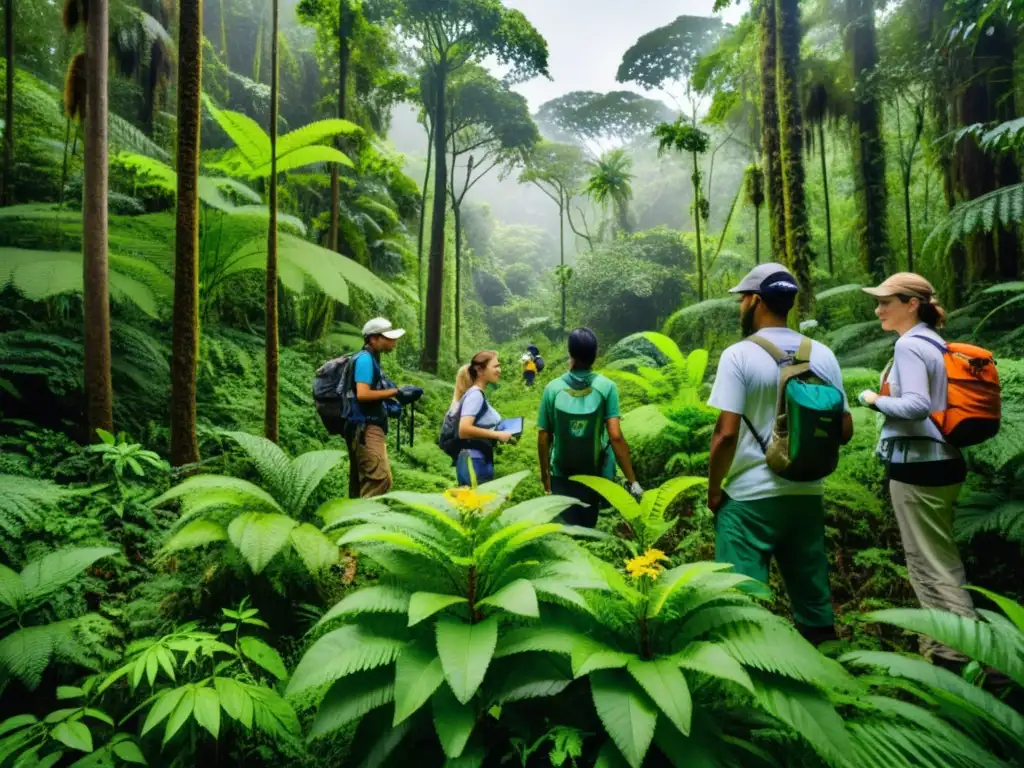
[441,351,522,486]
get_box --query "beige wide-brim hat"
[862,272,936,301]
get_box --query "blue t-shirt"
[354,351,377,387]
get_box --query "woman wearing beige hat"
[858,273,976,668]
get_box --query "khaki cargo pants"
[890,480,977,663]
[348,425,392,499]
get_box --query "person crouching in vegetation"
[347,318,422,498]
[446,351,512,486]
[858,274,979,669]
[537,328,643,528]
[707,264,853,646]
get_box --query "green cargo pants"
[715,494,834,632]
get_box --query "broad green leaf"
[495,627,582,658]
[111,739,147,764]
[672,642,753,694]
[82,709,114,726]
[44,708,80,724]
[161,519,230,554]
[640,331,687,367]
[56,686,86,701]
[0,624,56,690]
[317,585,411,627]
[192,688,220,739]
[393,648,445,726]
[572,638,633,677]
[317,497,390,527]
[21,547,118,602]
[686,348,710,387]
[627,659,692,736]
[149,475,282,514]
[639,476,707,519]
[285,625,406,698]
[0,564,24,609]
[646,562,734,618]
[0,715,38,736]
[288,524,339,574]
[432,684,476,759]
[337,526,439,559]
[567,476,641,520]
[310,668,394,739]
[380,492,468,536]
[275,118,361,160]
[590,670,658,768]
[251,145,354,177]
[966,586,1024,632]
[203,99,270,168]
[239,637,288,681]
[163,687,195,746]
[33,753,63,768]
[409,593,469,627]
[436,617,498,704]
[214,677,254,729]
[476,579,538,618]
[594,740,630,768]
[140,688,188,737]
[489,654,573,704]
[50,721,92,752]
[227,513,298,574]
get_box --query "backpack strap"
[909,334,948,355]
[744,334,788,363]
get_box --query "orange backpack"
[881,336,1001,447]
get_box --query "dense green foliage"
[2,0,1024,764]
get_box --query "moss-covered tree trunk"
[170,0,203,466]
[558,192,566,331]
[417,120,433,345]
[818,122,834,275]
[422,59,448,373]
[691,149,704,302]
[846,0,889,282]
[759,0,785,262]
[328,0,352,254]
[952,22,1020,285]
[83,0,112,436]
[264,0,280,442]
[775,0,813,314]
[2,0,13,206]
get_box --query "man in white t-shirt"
[706,263,853,645]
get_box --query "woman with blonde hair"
[858,273,976,669]
[446,350,512,486]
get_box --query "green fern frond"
[285,623,407,698]
[222,432,292,498]
[865,608,1024,687]
[716,621,851,690]
[19,547,118,605]
[282,451,345,512]
[924,183,1024,256]
[750,672,851,766]
[309,668,394,739]
[0,475,77,540]
[847,718,1004,768]
[317,586,412,628]
[955,501,1024,542]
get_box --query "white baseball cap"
[361,317,406,340]
[727,262,799,296]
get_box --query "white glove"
[628,481,644,501]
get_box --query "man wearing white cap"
[346,317,423,498]
[706,264,853,646]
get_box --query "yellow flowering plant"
[286,471,610,764]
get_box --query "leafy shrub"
[286,472,605,762]
[662,298,737,364]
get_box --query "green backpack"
[551,377,615,478]
[744,335,844,482]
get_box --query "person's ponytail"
[919,296,947,330]
[451,365,473,407]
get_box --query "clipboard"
[497,417,524,436]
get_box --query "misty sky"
[502,0,747,109]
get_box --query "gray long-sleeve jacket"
[874,323,961,464]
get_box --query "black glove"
[396,385,424,405]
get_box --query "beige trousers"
[890,480,976,662]
[348,425,392,499]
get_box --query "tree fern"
[923,183,1024,256]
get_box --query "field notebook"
[497,417,524,436]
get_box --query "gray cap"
[727,262,799,296]
[361,317,405,340]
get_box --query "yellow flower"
[443,487,497,513]
[625,548,668,580]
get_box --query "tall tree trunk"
[818,122,834,275]
[453,201,462,362]
[83,0,112,436]
[903,169,913,271]
[2,0,13,206]
[219,0,228,60]
[170,0,202,466]
[264,0,280,442]
[691,150,704,302]
[754,205,761,264]
[417,121,433,345]
[328,0,351,254]
[421,61,447,374]
[759,0,785,261]
[776,0,813,315]
[952,22,1019,285]
[846,0,889,282]
[558,198,566,332]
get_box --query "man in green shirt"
[537,327,643,527]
